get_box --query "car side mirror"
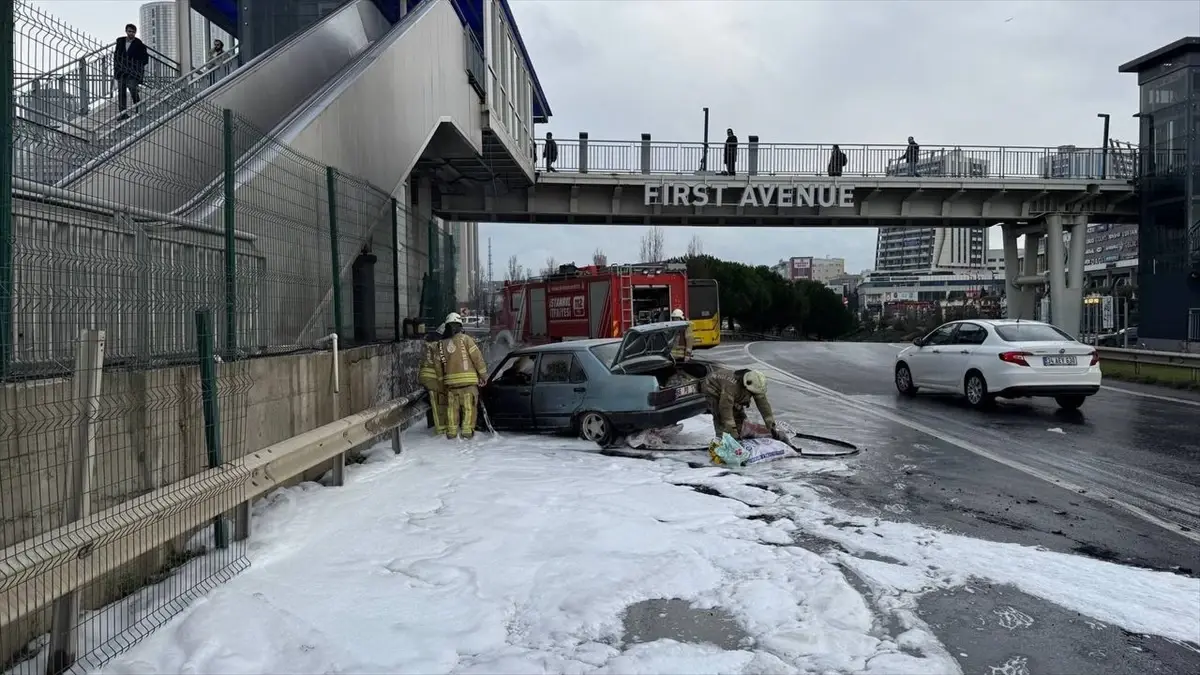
[912,338,924,347]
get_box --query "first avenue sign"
[644,182,855,209]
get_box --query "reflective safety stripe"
[419,366,438,379]
[444,370,479,387]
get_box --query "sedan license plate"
[676,383,698,397]
[1043,355,1077,366]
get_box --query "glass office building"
[1119,37,1200,347]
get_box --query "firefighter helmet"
[742,370,767,395]
[444,312,463,325]
[670,308,685,320]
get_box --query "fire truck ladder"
[616,265,635,332]
[513,283,529,342]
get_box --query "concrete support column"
[748,135,759,176]
[175,0,193,71]
[640,133,651,175]
[1003,223,1034,319]
[1061,217,1087,337]
[1044,214,1079,335]
[579,132,588,174]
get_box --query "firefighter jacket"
[671,325,695,360]
[701,367,775,433]
[440,332,488,388]
[419,339,443,387]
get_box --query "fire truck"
[493,262,691,347]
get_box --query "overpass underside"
[434,174,1138,227]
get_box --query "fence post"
[75,57,90,115]
[45,330,106,675]
[579,132,589,174]
[196,310,229,549]
[326,167,344,337]
[748,135,759,177]
[0,0,13,380]
[427,217,440,323]
[222,109,238,357]
[391,198,401,341]
[640,133,652,175]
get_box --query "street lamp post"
[700,107,710,173]
[1096,113,1110,179]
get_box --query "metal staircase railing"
[13,47,242,186]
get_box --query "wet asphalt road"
[703,341,1200,674]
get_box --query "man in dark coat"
[723,128,738,176]
[543,132,558,172]
[113,23,149,119]
[901,136,920,176]
[828,144,848,177]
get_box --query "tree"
[639,226,665,262]
[592,248,607,267]
[541,256,558,276]
[505,254,525,282]
[686,234,704,258]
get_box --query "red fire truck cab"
[494,262,690,347]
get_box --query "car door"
[946,322,988,391]
[532,352,588,430]
[910,323,959,388]
[482,353,536,429]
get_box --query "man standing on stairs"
[113,23,149,120]
[439,312,489,440]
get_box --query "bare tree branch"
[592,247,607,266]
[640,226,665,262]
[505,254,525,282]
[686,234,704,258]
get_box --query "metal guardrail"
[538,137,1185,181]
[0,388,429,629]
[1096,346,1200,374]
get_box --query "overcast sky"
[33,0,1200,276]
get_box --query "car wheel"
[963,371,993,409]
[578,411,615,446]
[1055,395,1086,410]
[895,363,918,396]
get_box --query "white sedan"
[894,319,1101,410]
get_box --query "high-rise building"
[138,2,178,62]
[875,150,988,272]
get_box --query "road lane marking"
[1100,385,1200,408]
[742,342,1200,545]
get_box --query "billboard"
[790,257,813,280]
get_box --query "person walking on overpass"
[419,323,448,435]
[439,312,489,440]
[828,144,848,177]
[901,136,921,176]
[723,128,739,176]
[113,23,149,120]
[543,132,558,172]
[669,308,694,361]
[701,367,776,440]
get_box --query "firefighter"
[418,323,447,435]
[669,308,694,361]
[701,367,777,440]
[439,312,489,440]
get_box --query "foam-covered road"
[706,340,1200,674]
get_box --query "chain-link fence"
[1,2,458,672]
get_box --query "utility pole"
[487,237,493,317]
[699,107,710,173]
[1097,113,1110,179]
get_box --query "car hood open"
[610,321,690,369]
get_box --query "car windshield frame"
[588,342,621,367]
[994,323,1074,343]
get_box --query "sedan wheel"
[895,363,917,396]
[964,372,992,409]
[578,411,614,446]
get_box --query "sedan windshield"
[995,324,1073,342]
[589,342,621,367]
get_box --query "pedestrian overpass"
[434,135,1139,337]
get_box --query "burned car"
[479,321,709,446]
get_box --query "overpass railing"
[538,135,1155,181]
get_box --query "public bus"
[687,278,721,348]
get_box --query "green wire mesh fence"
[1,3,459,671]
